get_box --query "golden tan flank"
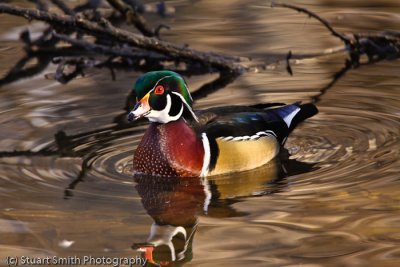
[209,136,279,176]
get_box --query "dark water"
[1,0,400,266]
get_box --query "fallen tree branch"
[0,3,244,73]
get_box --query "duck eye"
[154,85,165,95]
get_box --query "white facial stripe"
[147,94,183,123]
[151,75,174,92]
[171,91,198,122]
[139,75,174,98]
[141,75,195,123]
[149,74,190,97]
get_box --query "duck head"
[128,71,198,123]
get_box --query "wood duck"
[128,70,318,177]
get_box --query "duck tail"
[291,103,318,131]
[274,102,318,132]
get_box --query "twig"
[106,0,157,37]
[154,24,170,37]
[272,2,351,45]
[50,0,74,16]
[286,50,293,75]
[122,0,146,14]
[52,32,166,59]
[0,4,244,73]
[123,0,176,17]
[53,58,86,84]
[74,1,103,13]
[272,2,400,78]
[44,55,166,84]
[29,0,48,11]
[0,56,52,87]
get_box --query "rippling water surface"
[1,0,400,266]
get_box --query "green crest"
[134,70,193,106]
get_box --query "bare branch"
[52,32,166,59]
[29,0,48,11]
[0,3,244,73]
[272,2,351,45]
[106,0,157,37]
[50,0,74,16]
[285,50,293,76]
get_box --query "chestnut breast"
[134,120,205,177]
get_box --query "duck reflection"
[133,175,203,266]
[132,153,314,266]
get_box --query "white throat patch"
[147,94,183,123]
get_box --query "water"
[1,0,400,266]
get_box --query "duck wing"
[192,103,318,176]
[194,103,317,142]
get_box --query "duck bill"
[128,93,151,121]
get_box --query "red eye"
[154,85,164,95]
